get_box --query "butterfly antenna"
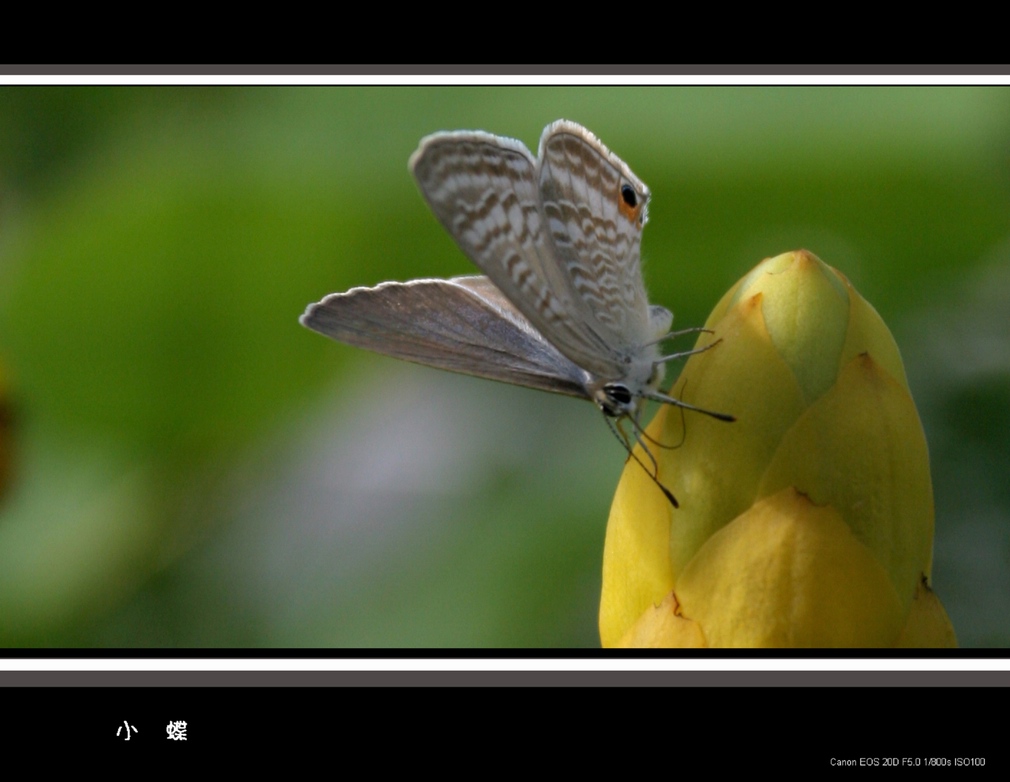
[604,414,679,508]
[646,389,736,423]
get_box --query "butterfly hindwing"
[300,276,590,398]
[537,121,654,352]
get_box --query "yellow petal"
[836,266,909,390]
[676,488,907,647]
[732,250,851,404]
[758,353,934,606]
[615,592,706,648]
[893,578,958,648]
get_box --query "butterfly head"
[595,382,638,419]
[590,357,666,420]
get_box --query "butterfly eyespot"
[619,182,645,225]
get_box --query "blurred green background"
[0,86,1007,648]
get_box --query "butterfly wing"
[300,275,591,399]
[536,120,655,352]
[410,124,652,379]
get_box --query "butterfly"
[301,120,732,506]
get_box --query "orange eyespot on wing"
[618,182,646,225]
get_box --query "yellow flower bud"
[600,250,956,648]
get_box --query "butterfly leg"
[641,327,715,349]
[656,337,723,365]
[604,414,679,508]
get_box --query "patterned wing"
[536,120,654,351]
[410,129,629,378]
[300,276,591,399]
